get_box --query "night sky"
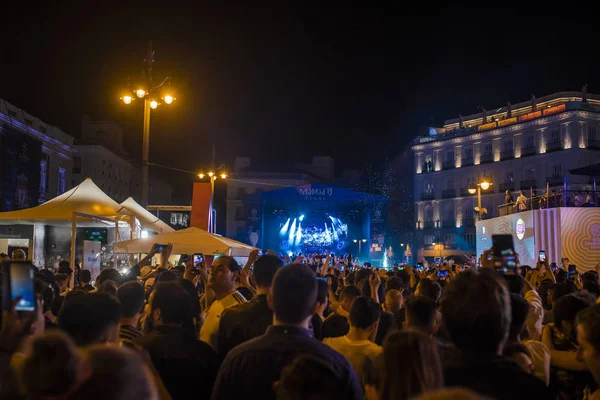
[1,5,596,189]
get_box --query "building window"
[57,168,66,195]
[525,134,535,148]
[505,171,513,183]
[589,127,597,141]
[527,168,535,180]
[446,179,454,190]
[504,139,513,151]
[40,161,47,195]
[425,181,434,193]
[552,164,562,177]
[464,147,473,160]
[446,150,454,162]
[462,233,474,244]
[484,143,493,155]
[550,129,560,143]
[424,154,433,172]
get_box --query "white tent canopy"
[114,226,257,257]
[0,178,131,222]
[120,197,174,234]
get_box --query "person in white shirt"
[515,191,528,211]
[323,296,382,382]
[200,256,247,349]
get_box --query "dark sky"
[0,4,595,182]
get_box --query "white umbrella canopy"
[119,197,174,234]
[113,226,257,257]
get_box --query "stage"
[476,208,600,271]
[237,184,387,262]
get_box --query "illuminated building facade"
[412,90,600,260]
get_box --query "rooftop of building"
[0,99,75,150]
[414,89,600,146]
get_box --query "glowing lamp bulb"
[220,173,227,179]
[122,95,132,104]
[198,173,205,179]
[468,188,477,195]
[480,181,490,191]
[164,95,173,104]
[353,239,357,243]
[208,171,214,177]
[136,89,146,98]
[362,239,367,242]
[150,100,158,109]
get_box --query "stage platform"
[476,208,600,272]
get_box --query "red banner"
[190,182,211,230]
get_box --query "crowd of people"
[1,245,600,400]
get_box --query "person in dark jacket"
[217,255,283,359]
[440,270,553,400]
[212,264,362,400]
[134,282,219,400]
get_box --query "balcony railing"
[480,153,494,164]
[520,179,537,190]
[546,176,564,187]
[442,189,456,199]
[500,149,514,160]
[521,146,536,157]
[442,160,455,170]
[421,192,435,201]
[442,220,455,228]
[421,163,434,173]
[546,141,563,153]
[499,182,515,192]
[422,221,434,229]
[462,157,474,167]
[588,140,600,150]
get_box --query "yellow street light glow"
[220,173,227,179]
[198,173,205,179]
[150,100,158,109]
[122,95,132,104]
[164,95,174,104]
[136,89,146,98]
[468,188,477,195]
[480,181,490,191]
[208,171,214,177]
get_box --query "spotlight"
[299,215,305,221]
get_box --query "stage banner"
[83,240,102,284]
[560,208,600,272]
[190,182,212,230]
[1,126,42,211]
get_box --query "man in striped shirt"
[200,256,247,349]
[117,281,146,342]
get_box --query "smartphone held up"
[2,260,36,312]
[491,234,517,275]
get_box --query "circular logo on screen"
[516,218,526,240]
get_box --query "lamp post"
[121,42,176,208]
[198,169,227,233]
[353,238,367,256]
[468,180,492,221]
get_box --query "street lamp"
[198,166,228,233]
[120,41,176,208]
[468,180,492,220]
[353,239,367,255]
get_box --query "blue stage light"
[295,224,302,246]
[279,218,290,236]
[288,218,297,244]
[299,214,305,222]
